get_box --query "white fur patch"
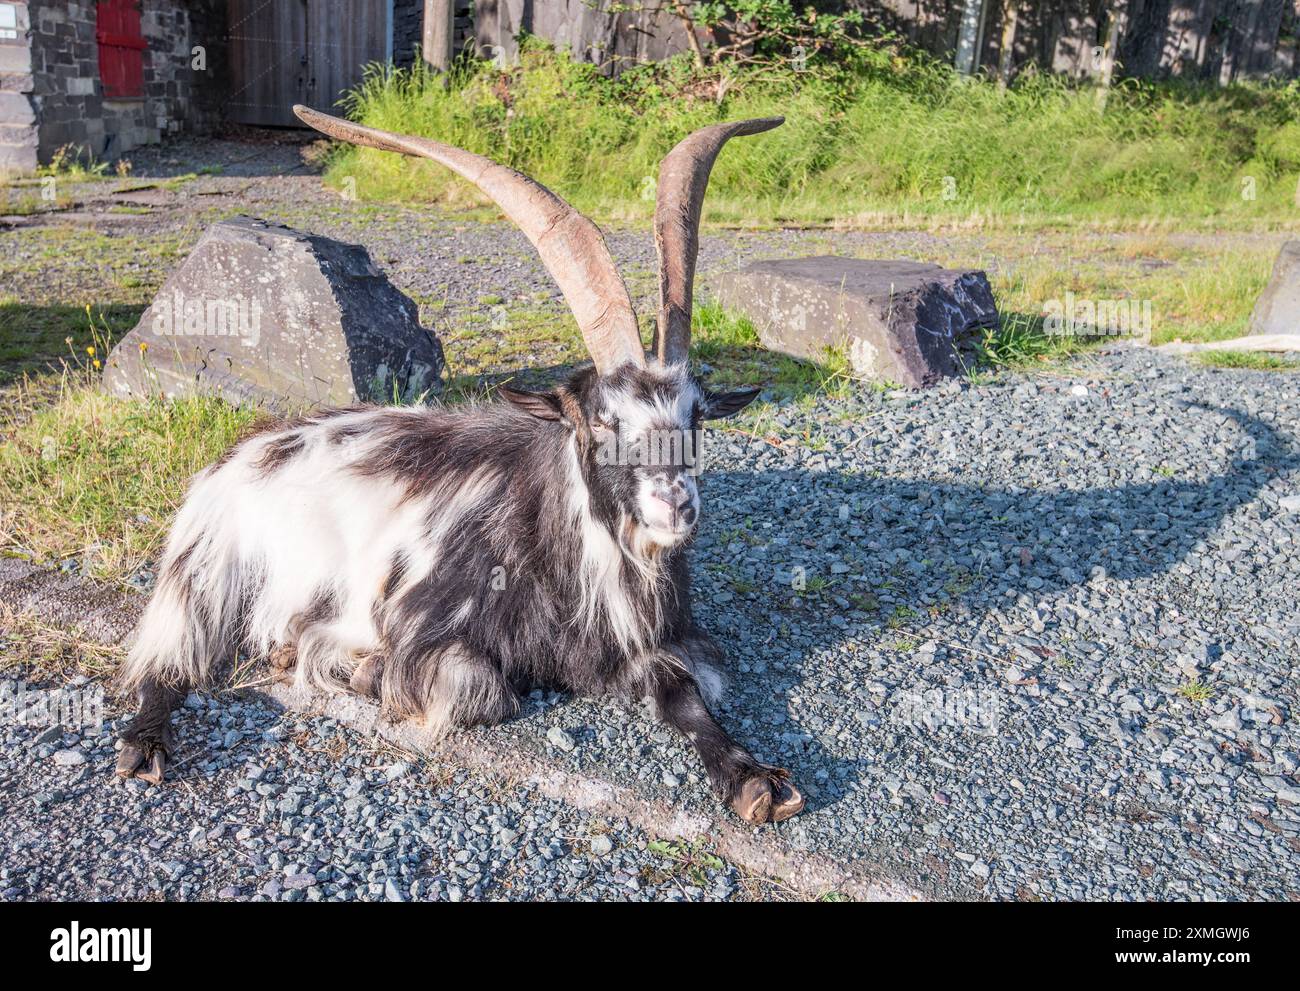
[122,408,504,696]
[691,662,726,709]
[600,363,700,440]
[564,437,661,653]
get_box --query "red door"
[96,0,146,99]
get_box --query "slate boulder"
[104,216,444,407]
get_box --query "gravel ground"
[3,136,1299,901]
[5,344,1298,901]
[0,674,776,902]
[431,345,1300,901]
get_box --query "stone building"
[1,0,225,171]
[0,0,470,172]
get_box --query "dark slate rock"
[103,216,444,408]
[714,256,998,388]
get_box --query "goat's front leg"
[653,660,804,825]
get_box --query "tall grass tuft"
[0,326,257,583]
[324,40,1300,226]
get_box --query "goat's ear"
[500,386,565,421]
[702,386,761,420]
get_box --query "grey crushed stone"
[0,687,763,902]
[451,345,1300,901]
[3,137,1299,901]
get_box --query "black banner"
[0,900,1288,979]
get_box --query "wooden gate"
[228,0,391,127]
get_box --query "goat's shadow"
[696,402,1298,816]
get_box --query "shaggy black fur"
[120,364,794,819]
[349,365,768,806]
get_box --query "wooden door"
[228,0,391,128]
[304,0,390,115]
[96,0,146,99]
[228,0,308,126]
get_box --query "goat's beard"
[642,521,693,550]
[622,513,693,557]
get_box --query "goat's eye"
[592,415,616,433]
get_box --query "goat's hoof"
[732,766,804,824]
[349,652,385,699]
[269,644,297,678]
[114,742,167,785]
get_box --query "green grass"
[324,41,1300,228]
[1178,680,1215,703]
[0,343,258,583]
[1194,350,1298,370]
[692,302,855,398]
[944,234,1280,369]
[0,301,147,386]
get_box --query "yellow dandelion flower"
[138,341,148,353]
[86,345,95,356]
[93,359,101,369]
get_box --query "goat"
[114,106,804,825]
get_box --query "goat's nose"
[654,485,690,511]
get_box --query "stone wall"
[391,0,475,70]
[0,1,37,170]
[0,0,222,171]
[183,0,226,131]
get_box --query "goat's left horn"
[293,105,645,375]
[652,117,784,367]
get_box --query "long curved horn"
[653,117,784,366]
[293,105,645,375]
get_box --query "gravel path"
[0,674,777,902]
[2,136,1299,901]
[410,345,1299,901]
[5,345,1298,901]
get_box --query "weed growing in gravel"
[1178,680,1215,704]
[38,144,110,182]
[887,604,919,629]
[644,839,727,889]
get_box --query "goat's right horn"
[652,117,784,367]
[293,105,645,375]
